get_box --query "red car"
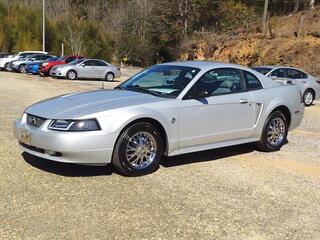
[39,55,84,76]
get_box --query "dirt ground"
[0,71,320,240]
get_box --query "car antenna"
[101,82,105,89]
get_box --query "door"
[92,60,108,79]
[178,68,256,149]
[76,60,95,78]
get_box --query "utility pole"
[262,0,269,36]
[42,0,45,52]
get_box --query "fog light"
[46,150,62,157]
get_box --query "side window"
[190,68,243,97]
[286,69,302,79]
[244,71,263,91]
[270,69,286,78]
[84,60,94,66]
[96,61,107,66]
[66,57,76,63]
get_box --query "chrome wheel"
[126,131,157,170]
[266,117,285,147]
[304,91,313,106]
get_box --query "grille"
[26,114,46,128]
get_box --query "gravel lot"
[0,71,320,240]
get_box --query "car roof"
[158,61,279,89]
[159,61,251,72]
[252,65,309,74]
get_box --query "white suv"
[0,51,48,71]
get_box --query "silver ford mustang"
[14,61,304,176]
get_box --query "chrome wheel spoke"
[266,117,286,147]
[125,131,157,170]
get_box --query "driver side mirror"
[270,76,278,80]
[80,63,85,67]
[188,91,209,99]
[30,58,36,61]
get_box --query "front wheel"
[303,90,314,107]
[112,122,163,176]
[66,70,77,80]
[4,63,10,71]
[255,111,288,152]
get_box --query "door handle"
[239,99,248,104]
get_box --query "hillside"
[180,7,320,75]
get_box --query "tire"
[66,70,77,80]
[4,63,10,71]
[303,90,314,107]
[105,72,114,82]
[112,122,163,176]
[18,64,26,73]
[255,111,288,152]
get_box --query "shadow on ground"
[22,143,256,176]
[22,152,113,177]
[161,143,255,168]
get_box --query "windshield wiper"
[123,85,161,97]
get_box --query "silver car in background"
[252,66,320,106]
[14,61,304,176]
[50,59,121,81]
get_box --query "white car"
[0,51,48,71]
[252,66,320,106]
[14,61,304,176]
[50,59,121,81]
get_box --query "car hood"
[25,89,170,119]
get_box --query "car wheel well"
[304,88,315,98]
[271,105,291,127]
[118,118,168,154]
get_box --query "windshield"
[251,67,272,75]
[117,65,200,98]
[68,59,85,65]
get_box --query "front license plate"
[20,129,31,145]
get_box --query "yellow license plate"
[20,129,31,145]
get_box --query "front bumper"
[50,68,66,78]
[13,115,118,165]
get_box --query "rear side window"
[243,71,263,91]
[286,69,302,79]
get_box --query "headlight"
[48,119,101,131]
[43,62,49,66]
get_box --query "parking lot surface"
[0,71,320,240]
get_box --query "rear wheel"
[18,64,26,73]
[105,72,114,82]
[66,70,77,80]
[112,122,163,176]
[303,90,314,107]
[255,111,288,152]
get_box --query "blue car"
[25,56,57,74]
